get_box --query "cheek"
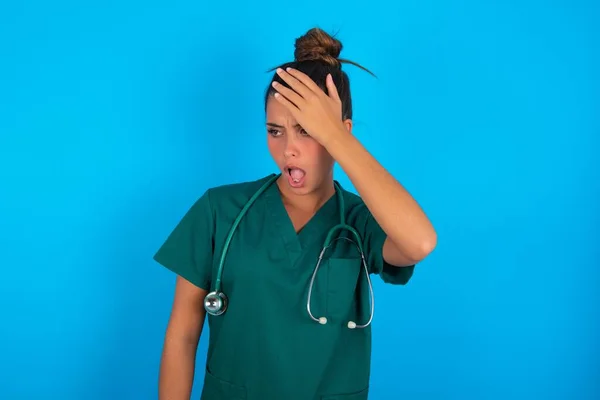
[267,136,282,157]
[307,143,334,167]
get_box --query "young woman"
[154,27,436,400]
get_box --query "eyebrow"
[266,122,302,129]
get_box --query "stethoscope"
[203,174,375,329]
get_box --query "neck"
[277,177,336,214]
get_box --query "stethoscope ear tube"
[306,236,374,329]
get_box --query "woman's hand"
[271,67,349,147]
[272,69,437,266]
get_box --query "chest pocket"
[324,257,364,322]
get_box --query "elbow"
[385,227,437,266]
[409,231,437,263]
[423,230,437,255]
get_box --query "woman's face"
[265,96,335,196]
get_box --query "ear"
[342,119,353,134]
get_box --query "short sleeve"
[361,211,415,285]
[153,190,215,290]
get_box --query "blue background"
[1,0,598,399]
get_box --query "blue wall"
[1,1,598,399]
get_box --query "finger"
[272,91,300,114]
[325,74,341,102]
[276,68,313,99]
[285,67,323,95]
[272,81,304,108]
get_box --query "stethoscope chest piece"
[204,291,228,316]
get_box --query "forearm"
[325,129,437,261]
[158,333,199,400]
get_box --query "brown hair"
[265,27,375,120]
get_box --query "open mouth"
[286,167,306,187]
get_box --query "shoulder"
[206,174,275,203]
[339,186,363,208]
[207,174,275,198]
[337,183,370,222]
[201,174,277,214]
[177,174,276,231]
[336,183,383,239]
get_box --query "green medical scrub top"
[154,174,415,400]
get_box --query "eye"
[268,128,282,137]
[299,128,310,136]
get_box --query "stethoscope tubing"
[204,173,375,329]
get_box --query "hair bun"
[294,28,342,67]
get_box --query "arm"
[271,68,437,267]
[324,131,437,266]
[159,276,207,400]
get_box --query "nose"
[283,135,299,159]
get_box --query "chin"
[280,175,311,194]
[286,181,312,194]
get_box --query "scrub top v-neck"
[153,174,416,400]
[263,178,339,266]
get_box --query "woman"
[154,27,436,400]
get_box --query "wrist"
[322,126,353,153]
[325,131,368,176]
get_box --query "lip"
[284,164,305,174]
[284,164,306,188]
